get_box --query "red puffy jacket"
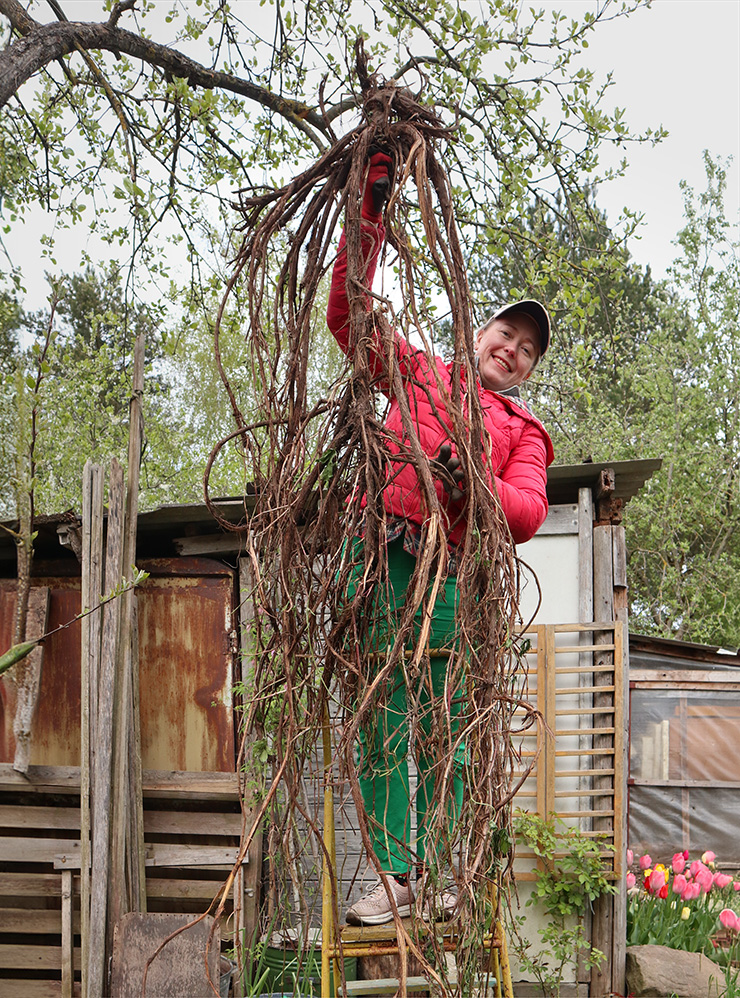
[326,223,554,545]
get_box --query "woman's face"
[475,312,540,392]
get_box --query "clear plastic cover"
[629,688,740,865]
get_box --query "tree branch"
[0,1,329,146]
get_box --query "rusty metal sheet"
[137,573,235,772]
[1,565,236,773]
[0,580,82,766]
[110,912,220,998]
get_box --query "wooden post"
[87,458,125,998]
[81,460,104,998]
[110,327,147,925]
[235,555,265,997]
[576,487,594,986]
[61,869,73,998]
[321,702,339,998]
[590,467,626,997]
[128,595,147,911]
[611,524,630,997]
[124,329,147,912]
[590,522,615,997]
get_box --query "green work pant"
[347,537,465,874]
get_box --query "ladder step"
[339,974,497,996]
[340,978,429,995]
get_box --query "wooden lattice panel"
[511,621,625,881]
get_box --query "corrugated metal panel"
[0,560,235,772]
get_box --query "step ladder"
[319,705,514,997]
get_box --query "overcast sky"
[559,0,740,276]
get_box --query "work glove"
[432,443,465,503]
[362,150,393,219]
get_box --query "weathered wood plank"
[0,763,240,798]
[0,943,81,970]
[630,669,740,686]
[0,872,65,896]
[0,804,242,836]
[143,810,242,836]
[0,982,81,998]
[0,908,80,933]
[0,871,230,902]
[0,836,81,863]
[234,554,265,998]
[81,458,104,998]
[0,805,80,829]
[173,533,245,557]
[536,503,579,536]
[85,458,125,998]
[146,877,229,901]
[61,869,73,998]
[590,522,616,996]
[43,841,248,869]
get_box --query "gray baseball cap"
[485,299,551,356]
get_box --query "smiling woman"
[475,302,550,393]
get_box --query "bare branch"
[0,3,328,147]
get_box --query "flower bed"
[626,848,740,994]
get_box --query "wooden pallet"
[0,769,245,997]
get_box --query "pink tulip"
[714,872,733,889]
[639,854,652,871]
[702,851,717,865]
[626,872,636,889]
[734,882,740,891]
[650,869,666,894]
[672,852,687,874]
[626,849,633,866]
[672,874,688,895]
[690,860,704,878]
[681,881,700,901]
[696,868,714,893]
[720,908,740,932]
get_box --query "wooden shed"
[0,499,261,997]
[628,633,740,866]
[0,457,659,997]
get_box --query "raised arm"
[326,151,392,356]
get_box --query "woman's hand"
[362,150,393,218]
[432,443,465,503]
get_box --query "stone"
[625,944,723,998]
